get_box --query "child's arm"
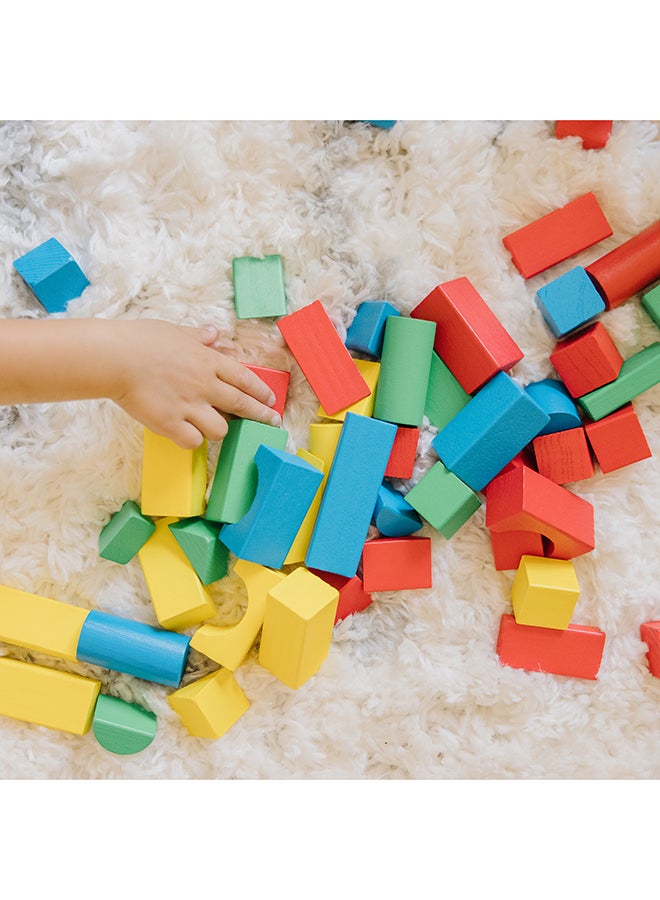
[0,318,282,449]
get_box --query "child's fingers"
[188,406,229,443]
[213,380,282,428]
[164,419,207,450]
[214,355,277,408]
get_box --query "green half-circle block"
[92,694,157,755]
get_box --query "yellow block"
[138,517,216,631]
[0,584,89,662]
[308,422,343,471]
[140,428,207,518]
[0,657,101,735]
[258,567,339,689]
[512,554,580,630]
[168,668,250,739]
[318,359,381,421]
[190,559,285,670]
[284,450,326,565]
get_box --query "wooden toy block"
[502,192,612,279]
[362,120,397,129]
[524,378,582,435]
[405,460,481,539]
[489,529,545,571]
[481,450,535,501]
[92,694,157,756]
[309,569,373,623]
[585,220,660,309]
[535,266,606,338]
[532,427,595,484]
[276,299,371,415]
[205,418,288,524]
[318,359,380,421]
[578,342,660,420]
[137,517,216,631]
[641,282,660,329]
[549,321,623,398]
[258,567,339,690]
[424,351,471,431]
[141,428,207,519]
[99,499,155,564]
[308,421,343,471]
[511,555,580,630]
[242,364,290,416]
[384,426,419,479]
[232,254,287,319]
[0,657,101,735]
[496,613,605,679]
[168,517,229,585]
[76,610,191,687]
[640,621,660,677]
[373,316,436,427]
[190,559,285,670]
[284,450,325,565]
[0,583,90,662]
[485,464,595,560]
[584,403,652,473]
[432,371,550,491]
[13,237,90,313]
[411,277,523,393]
[168,667,250,739]
[372,482,423,537]
[305,413,397,577]
[361,536,433,592]
[345,300,400,357]
[555,120,613,149]
[219,445,324,569]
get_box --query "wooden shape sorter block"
[489,530,545,572]
[501,192,613,279]
[258,567,339,690]
[13,237,90,313]
[372,316,436,427]
[141,429,207,518]
[361,536,432,592]
[345,300,400,357]
[309,569,373,623]
[0,583,90,662]
[535,266,606,338]
[318,359,380,421]
[641,282,660,329]
[384,426,419,480]
[276,300,371,415]
[496,613,605,680]
[92,695,157,756]
[99,499,155,564]
[411,277,523,394]
[578,342,660,421]
[640,622,660,678]
[511,555,580,630]
[168,668,250,739]
[549,321,623,398]
[424,351,471,431]
[584,403,652,473]
[524,379,582,436]
[284,450,325,565]
[168,517,229,585]
[242,364,290,416]
[232,254,287,319]
[308,421,343,471]
[373,482,423,537]
[555,120,613,150]
[0,657,101,735]
[532,427,595,484]
[586,220,660,309]
[405,460,481,539]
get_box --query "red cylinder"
[586,219,660,309]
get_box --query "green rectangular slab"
[578,341,660,420]
[232,254,287,319]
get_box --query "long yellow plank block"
[0,657,101,735]
[0,584,89,662]
[141,428,207,518]
[284,450,326,565]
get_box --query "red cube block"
[309,569,373,624]
[555,121,613,150]
[533,427,595,484]
[584,403,652,473]
[384,426,419,479]
[640,621,660,678]
[361,536,432,592]
[549,322,623,398]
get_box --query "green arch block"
[92,694,157,756]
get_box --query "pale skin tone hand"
[0,318,282,449]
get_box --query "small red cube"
[584,403,652,473]
[533,427,595,484]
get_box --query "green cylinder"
[373,316,436,426]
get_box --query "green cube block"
[99,500,156,564]
[425,351,471,430]
[168,518,229,585]
[578,341,660,420]
[232,254,287,319]
[641,283,660,329]
[405,461,481,539]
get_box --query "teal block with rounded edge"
[535,266,606,338]
[373,482,423,537]
[232,254,287,319]
[92,694,157,756]
[345,301,400,357]
[524,379,582,435]
[99,500,156,564]
[168,518,229,584]
[13,237,90,314]
[406,461,482,538]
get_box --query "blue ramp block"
[373,482,423,537]
[305,412,397,577]
[432,371,550,491]
[13,237,90,313]
[524,379,582,435]
[535,266,606,338]
[346,300,400,357]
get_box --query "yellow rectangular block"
[0,657,101,735]
[168,668,250,739]
[141,428,207,518]
[318,359,380,421]
[308,422,343,471]
[138,517,216,631]
[258,567,339,689]
[0,584,89,662]
[284,450,326,565]
[512,554,580,630]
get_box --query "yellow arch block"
[0,584,89,662]
[284,450,326,565]
[168,668,249,739]
[512,554,580,630]
[140,428,207,518]
[318,359,381,421]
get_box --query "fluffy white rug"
[1,119,659,780]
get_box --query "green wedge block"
[406,461,481,539]
[99,500,156,564]
[373,316,436,427]
[232,254,287,319]
[168,518,229,584]
[425,351,471,430]
[92,694,157,756]
[578,341,660,420]
[641,283,660,329]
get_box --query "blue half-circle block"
[76,611,191,688]
[524,379,582,435]
[346,301,401,358]
[535,266,605,338]
[373,483,423,537]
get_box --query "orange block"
[549,322,623,398]
[584,403,652,473]
[533,427,595,484]
[309,569,373,623]
[496,613,606,679]
[586,220,660,309]
[361,536,432,592]
[242,364,290,416]
[384,426,419,479]
[555,121,613,149]
[489,529,545,571]
[640,621,660,678]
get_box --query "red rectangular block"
[640,621,660,678]
[489,529,545,571]
[384,426,419,479]
[533,427,595,484]
[361,536,432,592]
[502,192,613,279]
[584,403,652,473]
[309,569,373,624]
[555,121,613,150]
[276,300,371,415]
[549,321,623,398]
[242,364,290,417]
[497,613,606,679]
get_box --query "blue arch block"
[13,238,90,314]
[524,379,582,435]
[535,266,605,338]
[373,483,423,537]
[346,301,400,358]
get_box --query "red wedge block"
[242,364,290,417]
[497,613,606,679]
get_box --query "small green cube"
[406,461,482,539]
[641,283,660,330]
[168,517,229,585]
[232,254,287,319]
[99,500,156,564]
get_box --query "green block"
[205,419,289,524]
[641,283,660,329]
[92,694,158,756]
[425,351,471,430]
[99,500,156,564]
[405,461,481,539]
[578,341,660,420]
[232,254,287,319]
[373,316,436,427]
[168,518,229,584]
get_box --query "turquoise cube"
[14,237,90,313]
[535,266,606,338]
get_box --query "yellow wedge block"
[318,359,381,421]
[512,554,580,630]
[138,517,216,631]
[190,559,285,670]
[284,450,326,565]
[0,657,101,735]
[0,584,89,662]
[259,567,339,689]
[140,428,207,518]
[308,422,343,471]
[168,668,249,739]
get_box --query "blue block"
[524,379,582,435]
[373,483,423,537]
[13,237,90,314]
[346,301,400,358]
[305,412,397,577]
[535,266,606,338]
[363,121,397,129]
[76,611,191,688]
[219,445,324,569]
[432,371,550,491]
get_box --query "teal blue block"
[535,266,606,338]
[372,483,423,537]
[305,412,397,577]
[432,371,550,491]
[13,238,90,314]
[168,518,229,584]
[363,121,397,129]
[345,301,400,357]
[524,379,582,435]
[99,500,155,564]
